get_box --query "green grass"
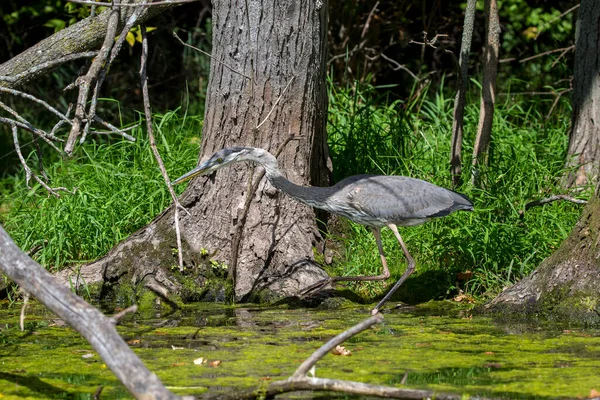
[0,109,201,270]
[326,80,588,300]
[0,81,589,301]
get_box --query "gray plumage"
[172,147,473,314]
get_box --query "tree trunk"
[484,0,600,325]
[450,0,477,188]
[471,0,500,183]
[58,0,331,303]
[483,188,600,324]
[564,0,600,187]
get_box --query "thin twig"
[140,25,186,271]
[20,291,30,331]
[109,305,138,325]
[534,4,580,40]
[525,194,587,210]
[172,31,251,80]
[256,76,295,129]
[92,116,137,141]
[66,1,122,154]
[360,1,379,39]
[213,313,467,400]
[519,45,575,64]
[380,53,420,81]
[0,87,72,124]
[10,125,66,197]
[81,2,147,144]
[292,313,384,379]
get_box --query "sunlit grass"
[0,80,588,302]
[0,110,201,270]
[326,80,587,300]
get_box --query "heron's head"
[171,147,258,185]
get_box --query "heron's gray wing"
[341,175,467,224]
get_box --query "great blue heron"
[172,147,473,314]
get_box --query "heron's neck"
[248,149,331,209]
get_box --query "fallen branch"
[66,2,122,154]
[214,313,467,400]
[525,194,588,210]
[0,225,189,400]
[140,25,187,271]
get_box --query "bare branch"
[525,194,588,210]
[66,3,122,154]
[109,305,138,325]
[256,76,295,129]
[213,313,469,400]
[0,115,64,153]
[92,116,137,141]
[0,226,185,399]
[380,53,420,81]
[10,125,67,197]
[20,291,30,331]
[0,87,72,124]
[81,2,148,144]
[450,0,476,187]
[535,4,580,40]
[519,45,575,64]
[141,25,186,271]
[360,1,379,39]
[0,52,98,84]
[292,313,383,379]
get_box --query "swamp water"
[1,300,599,399]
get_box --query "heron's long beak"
[171,165,210,186]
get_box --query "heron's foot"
[300,277,333,297]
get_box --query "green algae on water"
[1,300,600,399]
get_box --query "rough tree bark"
[484,2,600,323]
[58,0,332,303]
[483,189,600,325]
[564,0,600,187]
[471,0,500,183]
[0,1,174,89]
[450,0,477,188]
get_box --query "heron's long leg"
[371,223,416,314]
[330,227,391,282]
[300,227,392,296]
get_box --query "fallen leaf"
[209,360,222,367]
[259,377,272,381]
[453,293,475,303]
[589,389,600,398]
[82,353,94,359]
[171,345,184,350]
[127,339,142,345]
[484,351,495,355]
[171,362,186,367]
[331,345,351,356]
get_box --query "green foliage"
[326,79,585,300]
[0,79,586,301]
[0,110,201,270]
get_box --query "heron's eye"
[216,158,224,163]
